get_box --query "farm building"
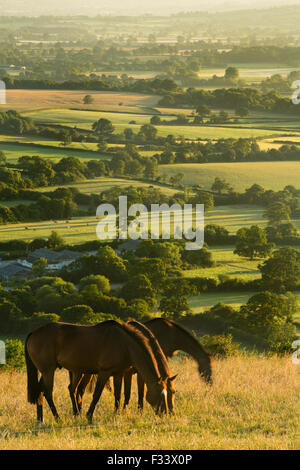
[0,249,85,281]
[0,260,31,281]
[115,239,141,255]
[27,248,82,267]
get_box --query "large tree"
[92,118,114,137]
[225,66,239,81]
[240,291,296,330]
[234,225,274,260]
[138,124,157,141]
[259,247,300,292]
[83,94,94,105]
[47,230,65,249]
[211,177,231,195]
[263,201,291,226]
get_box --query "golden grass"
[4,90,161,113]
[0,356,299,450]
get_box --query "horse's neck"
[127,335,160,386]
[171,325,208,363]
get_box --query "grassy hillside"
[0,204,268,245]
[159,161,300,193]
[24,108,292,140]
[0,141,109,164]
[5,90,161,113]
[0,355,298,450]
[37,177,179,195]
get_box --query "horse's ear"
[169,374,178,382]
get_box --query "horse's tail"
[25,333,41,404]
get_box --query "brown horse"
[25,320,169,423]
[145,318,213,384]
[123,321,177,412]
[75,317,212,411]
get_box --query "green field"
[0,216,99,245]
[0,141,109,164]
[184,245,262,282]
[37,177,179,195]
[205,205,267,232]
[198,65,300,84]
[24,108,161,130]
[188,291,255,313]
[23,108,293,141]
[1,202,298,244]
[0,203,269,245]
[159,161,300,193]
[0,135,161,162]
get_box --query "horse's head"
[198,355,214,385]
[146,378,169,415]
[166,374,177,413]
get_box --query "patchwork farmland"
[0,7,300,451]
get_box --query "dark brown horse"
[25,320,169,423]
[123,321,177,412]
[75,317,212,411]
[145,318,213,384]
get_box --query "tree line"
[0,236,298,352]
[159,86,300,115]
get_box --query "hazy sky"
[2,0,300,16]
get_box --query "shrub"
[61,305,94,324]
[83,312,121,325]
[200,333,241,358]
[209,302,239,321]
[78,274,110,294]
[27,313,60,331]
[1,339,25,370]
[125,299,151,321]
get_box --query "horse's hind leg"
[113,373,123,411]
[76,374,93,414]
[123,370,133,409]
[86,373,110,424]
[41,369,59,421]
[37,377,44,423]
[68,371,84,416]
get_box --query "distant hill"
[1,0,300,16]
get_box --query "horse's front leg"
[123,370,134,409]
[86,372,110,424]
[137,374,145,410]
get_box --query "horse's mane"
[121,322,161,378]
[145,317,211,358]
[127,320,170,376]
[95,320,120,327]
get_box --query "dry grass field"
[4,90,161,113]
[0,355,299,450]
